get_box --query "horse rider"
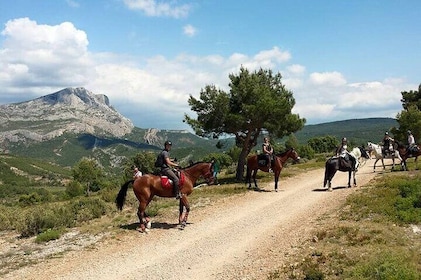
[156,140,182,199]
[133,166,142,179]
[407,130,417,156]
[335,137,358,171]
[382,131,394,157]
[262,137,274,172]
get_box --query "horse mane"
[275,147,293,157]
[183,161,209,169]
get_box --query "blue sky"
[0,0,420,131]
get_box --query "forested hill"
[294,117,398,145]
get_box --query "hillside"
[295,117,398,145]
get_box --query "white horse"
[367,142,402,172]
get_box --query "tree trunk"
[235,128,260,181]
[235,148,249,181]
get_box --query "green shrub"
[349,251,419,280]
[35,228,61,243]
[0,205,13,230]
[65,181,85,198]
[69,197,109,223]
[18,192,42,206]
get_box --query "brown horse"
[246,148,300,191]
[395,141,421,171]
[115,162,214,232]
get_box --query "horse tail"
[115,179,135,211]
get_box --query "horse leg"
[274,172,279,192]
[352,171,357,187]
[252,169,259,190]
[246,166,252,189]
[372,158,378,172]
[327,169,337,192]
[347,171,352,188]
[137,202,149,232]
[178,195,190,229]
[381,158,385,170]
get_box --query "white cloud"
[286,64,306,75]
[0,18,415,129]
[0,18,92,98]
[123,0,191,18]
[309,71,346,87]
[183,24,196,37]
[254,47,291,64]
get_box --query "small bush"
[69,197,109,223]
[0,205,13,230]
[65,181,85,198]
[35,228,61,243]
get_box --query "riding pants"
[161,167,180,195]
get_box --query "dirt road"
[4,159,380,280]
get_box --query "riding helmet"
[164,140,172,146]
[408,130,412,134]
[342,137,347,142]
[385,132,388,135]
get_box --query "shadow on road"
[312,186,348,192]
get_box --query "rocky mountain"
[0,87,134,144]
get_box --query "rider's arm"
[165,157,179,168]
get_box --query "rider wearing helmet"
[336,137,358,171]
[382,132,394,157]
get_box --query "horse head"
[289,148,301,163]
[201,162,215,185]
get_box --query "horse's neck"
[184,164,205,183]
[350,148,360,158]
[373,144,381,153]
[277,150,291,162]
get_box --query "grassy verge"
[274,171,421,280]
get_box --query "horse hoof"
[146,220,152,229]
[137,227,147,233]
[179,222,186,230]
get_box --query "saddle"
[160,171,185,189]
[257,154,272,167]
[333,155,352,170]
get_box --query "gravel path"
[4,159,380,280]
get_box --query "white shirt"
[408,134,415,145]
[134,170,142,178]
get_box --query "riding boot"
[173,184,182,199]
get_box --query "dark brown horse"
[115,162,214,232]
[246,148,300,191]
[323,147,370,191]
[395,141,421,171]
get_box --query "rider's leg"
[165,168,181,199]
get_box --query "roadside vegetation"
[274,163,421,280]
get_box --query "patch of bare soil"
[2,159,380,280]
